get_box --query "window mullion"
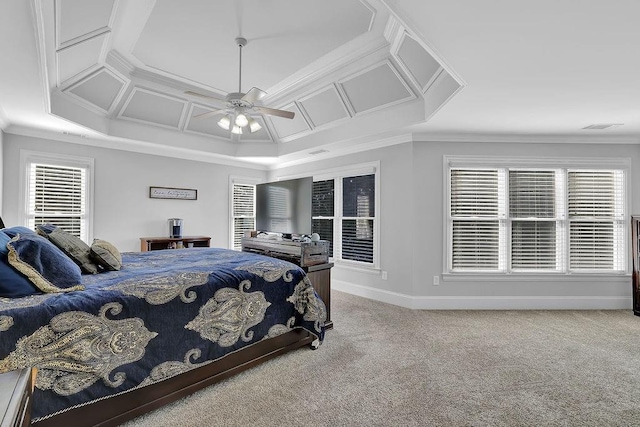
[335,177,343,261]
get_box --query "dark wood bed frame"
[35,329,315,427]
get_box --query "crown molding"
[5,124,270,170]
[272,132,412,170]
[412,132,640,145]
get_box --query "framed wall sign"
[149,186,198,200]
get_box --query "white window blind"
[450,169,504,270]
[509,170,560,271]
[28,163,88,240]
[568,170,625,271]
[448,161,627,275]
[231,183,256,251]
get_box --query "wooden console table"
[0,368,34,427]
[140,236,211,252]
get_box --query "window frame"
[443,155,631,280]
[228,175,260,250]
[19,149,94,243]
[283,161,381,270]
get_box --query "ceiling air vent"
[310,149,329,155]
[582,123,623,130]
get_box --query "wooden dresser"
[0,368,34,427]
[140,236,211,252]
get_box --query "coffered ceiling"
[1,0,638,168]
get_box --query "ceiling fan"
[185,37,295,135]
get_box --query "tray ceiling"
[2,0,639,168]
[3,0,463,166]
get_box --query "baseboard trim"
[332,280,633,310]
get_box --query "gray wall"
[4,131,639,308]
[2,133,266,252]
[273,140,640,309]
[0,130,3,218]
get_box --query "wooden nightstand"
[0,368,34,427]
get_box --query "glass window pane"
[342,219,374,263]
[312,218,333,257]
[451,220,499,270]
[509,171,555,218]
[312,180,334,217]
[511,221,557,269]
[343,175,375,217]
[451,169,499,217]
[570,221,615,270]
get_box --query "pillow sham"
[36,224,99,274]
[0,231,40,298]
[7,233,84,293]
[90,239,122,271]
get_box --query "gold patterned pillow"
[90,239,122,271]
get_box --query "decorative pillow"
[2,226,36,238]
[36,224,99,274]
[0,231,40,297]
[90,239,122,271]
[7,233,84,293]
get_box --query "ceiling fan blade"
[193,109,225,120]
[254,106,295,119]
[185,90,221,100]
[242,87,267,104]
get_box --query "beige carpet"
[124,291,640,427]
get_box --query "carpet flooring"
[123,291,640,426]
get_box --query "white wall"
[273,140,640,309]
[2,133,266,251]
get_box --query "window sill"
[442,272,631,282]
[333,260,381,275]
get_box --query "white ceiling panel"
[339,61,415,115]
[269,103,311,139]
[67,68,126,113]
[395,33,442,93]
[131,0,374,92]
[56,0,116,48]
[120,88,187,129]
[299,85,350,128]
[57,32,108,85]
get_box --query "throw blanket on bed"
[0,248,326,423]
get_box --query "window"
[230,180,256,250]
[310,163,379,267]
[447,157,628,274]
[20,151,93,242]
[312,180,334,257]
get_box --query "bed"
[0,246,327,426]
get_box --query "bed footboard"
[34,329,315,427]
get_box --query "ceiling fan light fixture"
[217,115,231,130]
[231,125,243,135]
[248,117,262,133]
[235,112,249,127]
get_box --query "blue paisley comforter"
[0,248,326,423]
